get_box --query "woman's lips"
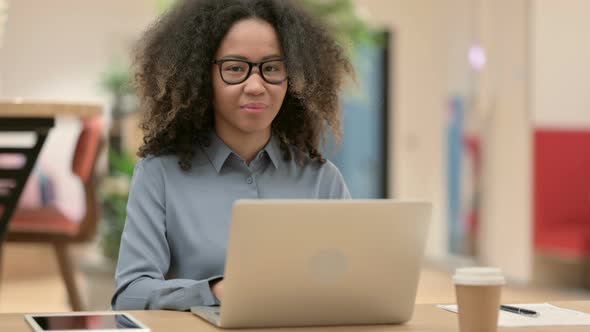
[241,103,268,114]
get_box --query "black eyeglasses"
[213,58,288,85]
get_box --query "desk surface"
[2,302,590,332]
[0,101,102,118]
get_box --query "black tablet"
[24,312,149,332]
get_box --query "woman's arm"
[111,158,221,310]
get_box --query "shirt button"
[246,176,253,184]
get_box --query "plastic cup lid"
[453,267,506,286]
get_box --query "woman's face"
[212,18,288,141]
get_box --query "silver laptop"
[191,199,431,328]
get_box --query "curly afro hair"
[134,0,353,170]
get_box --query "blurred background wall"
[533,0,590,128]
[0,0,154,101]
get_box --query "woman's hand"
[211,279,224,302]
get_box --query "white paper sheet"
[437,303,590,327]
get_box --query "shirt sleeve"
[111,158,221,311]
[321,160,352,199]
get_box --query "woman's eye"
[226,66,244,72]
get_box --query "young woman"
[112,0,353,311]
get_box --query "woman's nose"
[243,70,265,95]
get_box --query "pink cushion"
[18,172,43,208]
[0,155,55,209]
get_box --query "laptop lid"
[213,199,431,328]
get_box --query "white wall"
[0,0,155,101]
[532,0,590,128]
[477,0,532,282]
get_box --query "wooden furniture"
[1,301,590,331]
[0,101,103,118]
[0,101,102,237]
[0,101,103,311]
[0,118,53,237]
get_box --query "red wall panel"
[533,129,590,258]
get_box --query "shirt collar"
[264,135,282,170]
[203,131,233,173]
[203,131,282,173]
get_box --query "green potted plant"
[99,150,136,263]
[98,56,138,263]
[299,0,381,49]
[81,148,135,310]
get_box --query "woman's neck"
[214,127,271,166]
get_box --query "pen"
[500,305,539,317]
